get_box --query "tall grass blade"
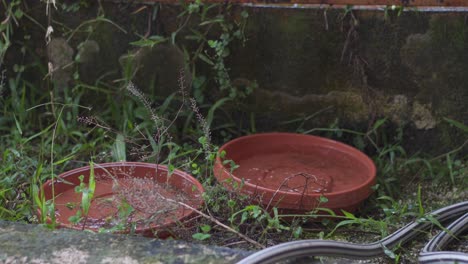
[446,154,455,185]
[206,97,230,128]
[443,117,468,133]
[13,114,22,135]
[112,134,126,161]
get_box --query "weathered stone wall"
[5,2,468,153]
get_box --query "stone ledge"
[0,221,250,264]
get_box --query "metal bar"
[103,0,468,7]
[239,3,468,11]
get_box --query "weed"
[176,1,251,101]
[98,198,135,234]
[192,224,212,241]
[68,162,96,230]
[31,164,47,223]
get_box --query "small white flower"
[47,62,54,78]
[46,0,57,16]
[45,26,53,44]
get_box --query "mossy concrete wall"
[228,9,467,152]
[6,2,468,153]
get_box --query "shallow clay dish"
[40,162,204,237]
[214,133,376,213]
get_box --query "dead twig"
[166,197,265,249]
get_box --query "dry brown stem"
[165,197,265,249]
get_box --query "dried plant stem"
[166,197,265,249]
[0,68,5,97]
[430,139,468,162]
[265,173,322,211]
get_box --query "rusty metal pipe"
[103,0,468,12]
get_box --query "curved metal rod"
[237,201,468,264]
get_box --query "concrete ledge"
[0,221,251,264]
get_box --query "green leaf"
[32,185,42,209]
[168,164,175,174]
[207,40,218,48]
[335,219,359,229]
[227,199,236,208]
[0,206,14,216]
[219,150,226,159]
[251,206,261,218]
[241,211,248,224]
[401,158,433,178]
[198,137,206,145]
[68,210,82,224]
[382,243,397,259]
[353,136,366,150]
[207,153,216,162]
[199,18,224,26]
[377,195,395,202]
[158,93,176,114]
[314,207,336,217]
[318,231,325,239]
[423,215,448,232]
[200,224,211,233]
[446,154,455,185]
[171,31,178,44]
[318,195,329,203]
[14,8,24,19]
[341,210,356,219]
[207,97,230,128]
[241,11,249,18]
[53,154,75,166]
[371,118,387,132]
[130,35,167,47]
[13,115,22,135]
[198,53,214,65]
[112,134,126,161]
[443,117,468,133]
[192,233,211,240]
[88,162,96,199]
[417,184,424,216]
[81,189,90,215]
[293,226,303,239]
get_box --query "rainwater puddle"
[235,151,368,193]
